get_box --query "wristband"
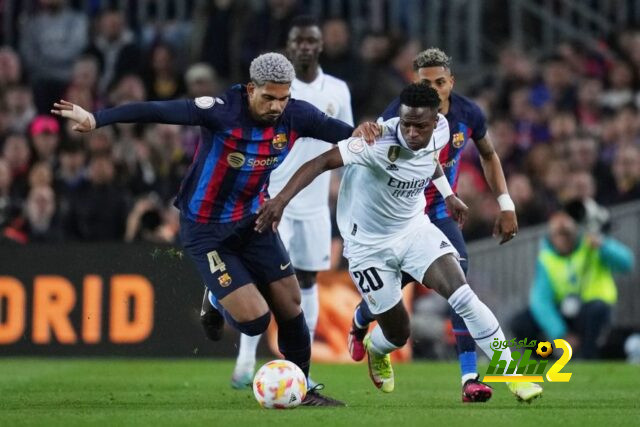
[433,176,453,199]
[497,194,515,211]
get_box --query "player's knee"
[385,324,411,347]
[236,311,271,336]
[296,270,317,289]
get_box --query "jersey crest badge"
[387,146,400,162]
[218,273,232,287]
[272,133,288,150]
[348,138,365,154]
[452,132,465,148]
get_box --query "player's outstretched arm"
[255,147,344,233]
[52,98,210,131]
[475,134,518,244]
[51,100,96,132]
[432,163,469,227]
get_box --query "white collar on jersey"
[394,120,436,155]
[292,67,325,91]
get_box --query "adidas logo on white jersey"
[440,241,450,249]
[386,164,399,171]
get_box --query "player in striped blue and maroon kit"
[347,48,534,403]
[52,52,379,406]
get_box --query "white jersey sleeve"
[337,137,375,167]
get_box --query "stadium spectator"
[85,8,141,95]
[240,0,300,79]
[63,55,101,111]
[611,144,640,203]
[124,195,177,244]
[531,54,577,115]
[19,0,88,113]
[0,158,16,227]
[143,43,186,101]
[507,173,547,226]
[511,211,634,358]
[575,77,603,132]
[364,36,421,119]
[493,46,537,114]
[108,74,147,106]
[2,132,31,198]
[3,85,36,134]
[63,154,127,241]
[565,133,616,202]
[28,162,54,189]
[184,63,220,98]
[0,47,22,88]
[146,123,192,201]
[601,60,636,110]
[22,185,63,242]
[29,115,60,167]
[195,0,247,82]
[487,116,527,176]
[320,18,364,88]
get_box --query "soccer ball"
[253,360,307,409]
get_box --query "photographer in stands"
[511,201,634,358]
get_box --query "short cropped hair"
[290,15,320,30]
[413,47,451,71]
[249,52,296,86]
[400,83,441,110]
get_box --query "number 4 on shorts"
[207,250,226,273]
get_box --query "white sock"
[448,285,512,366]
[235,333,261,372]
[369,324,400,356]
[300,285,319,343]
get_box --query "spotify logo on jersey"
[227,152,246,168]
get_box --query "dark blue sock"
[355,300,375,328]
[277,312,311,378]
[450,308,477,376]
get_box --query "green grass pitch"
[0,359,638,426]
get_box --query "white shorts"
[277,209,332,272]
[345,220,458,315]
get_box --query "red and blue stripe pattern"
[177,125,299,223]
[425,121,472,219]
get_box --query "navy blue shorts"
[179,214,295,300]
[431,216,469,273]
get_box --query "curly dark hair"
[399,83,441,110]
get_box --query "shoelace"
[465,378,493,390]
[372,354,391,375]
[307,383,325,393]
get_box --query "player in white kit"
[255,84,543,402]
[225,15,353,388]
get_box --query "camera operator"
[511,200,634,358]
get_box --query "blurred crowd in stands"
[1,0,639,261]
